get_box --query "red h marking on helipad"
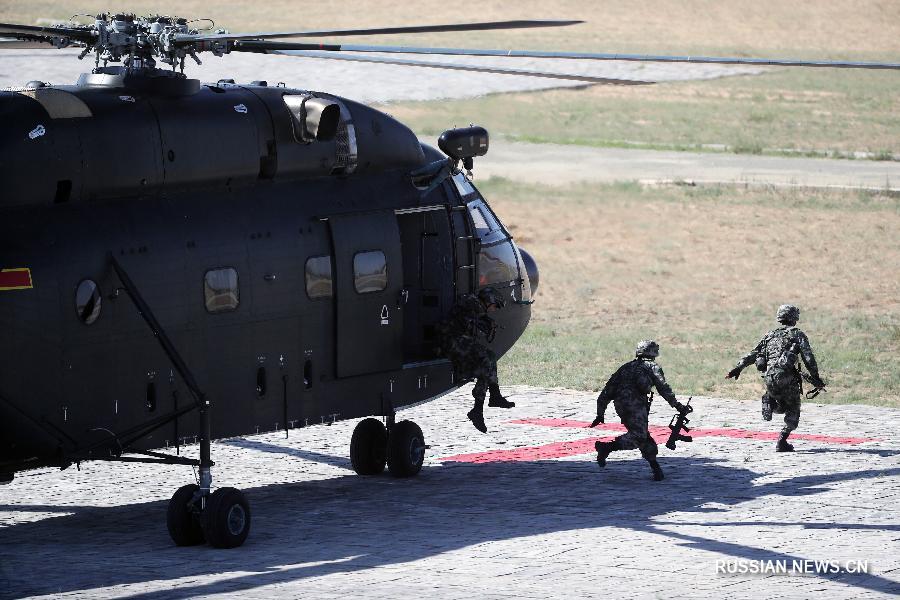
[442,418,877,464]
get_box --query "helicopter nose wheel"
[350,417,426,477]
[350,418,388,475]
[387,420,425,477]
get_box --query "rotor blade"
[174,20,582,43]
[0,22,92,43]
[236,40,900,71]
[0,38,57,49]
[259,49,652,85]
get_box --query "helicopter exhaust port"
[439,125,488,172]
[284,95,341,143]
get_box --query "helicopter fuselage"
[0,74,534,476]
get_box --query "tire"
[387,420,425,478]
[167,484,205,546]
[202,487,251,549]
[350,418,388,476]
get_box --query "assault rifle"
[665,397,693,450]
[801,372,827,399]
[795,356,827,399]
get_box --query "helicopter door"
[329,212,404,378]
[397,207,454,361]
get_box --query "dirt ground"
[482,180,900,406]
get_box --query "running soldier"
[590,340,688,481]
[725,304,826,452]
[436,287,515,433]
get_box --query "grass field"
[481,179,900,407]
[378,67,900,158]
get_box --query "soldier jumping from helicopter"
[726,304,826,452]
[437,287,515,433]
[590,340,688,481]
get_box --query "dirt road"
[472,140,900,191]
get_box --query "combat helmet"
[635,339,659,358]
[776,304,800,325]
[478,287,505,309]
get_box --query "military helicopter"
[1,14,897,549]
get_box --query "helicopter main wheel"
[350,417,388,475]
[202,487,251,549]
[387,420,425,478]
[167,484,205,546]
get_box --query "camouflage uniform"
[593,340,686,481]
[727,305,824,451]
[436,288,513,432]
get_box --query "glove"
[810,376,827,389]
[673,401,689,414]
[589,414,604,428]
[725,367,742,380]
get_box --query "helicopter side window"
[353,251,388,294]
[74,279,102,325]
[204,267,240,314]
[305,256,333,300]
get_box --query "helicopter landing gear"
[350,418,388,475]
[167,484,205,545]
[202,487,251,548]
[387,420,425,477]
[166,463,251,549]
[111,255,251,548]
[350,416,426,478]
[166,484,252,548]
[166,407,251,548]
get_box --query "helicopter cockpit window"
[468,205,491,236]
[353,251,388,294]
[467,199,505,244]
[478,241,519,287]
[305,256,333,300]
[75,279,102,325]
[204,267,240,314]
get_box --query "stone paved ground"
[1,386,898,599]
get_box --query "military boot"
[487,383,515,408]
[467,408,487,433]
[648,460,665,481]
[594,440,618,468]
[776,431,794,452]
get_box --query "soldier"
[590,340,687,481]
[725,304,826,452]
[436,287,515,433]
